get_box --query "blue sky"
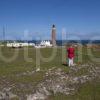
[0,0,100,40]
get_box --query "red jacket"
[67,47,75,59]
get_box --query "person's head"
[69,44,73,48]
[66,43,73,48]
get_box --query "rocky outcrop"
[27,63,100,100]
[0,88,18,100]
[0,63,99,100]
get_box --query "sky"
[0,0,100,40]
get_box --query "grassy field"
[0,45,100,100]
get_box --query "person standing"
[67,45,75,67]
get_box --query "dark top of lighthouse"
[52,24,56,28]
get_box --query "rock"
[36,68,40,72]
[26,63,100,100]
[0,90,18,100]
[27,92,47,100]
[0,63,99,100]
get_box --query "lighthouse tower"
[51,25,56,46]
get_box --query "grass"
[0,45,100,99]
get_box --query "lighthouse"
[51,25,56,46]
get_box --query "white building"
[40,41,52,46]
[6,40,52,48]
[35,40,52,48]
[7,42,35,48]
